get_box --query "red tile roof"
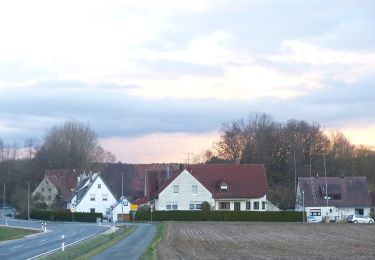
[188,164,268,199]
[44,169,82,201]
[152,164,268,199]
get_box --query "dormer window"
[218,180,229,192]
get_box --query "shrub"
[130,210,303,222]
[31,209,102,222]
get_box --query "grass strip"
[43,225,137,260]
[0,226,38,241]
[139,222,166,260]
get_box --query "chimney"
[166,166,170,180]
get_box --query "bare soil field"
[156,222,375,260]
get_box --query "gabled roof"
[298,176,372,207]
[153,164,268,199]
[42,169,82,201]
[188,164,268,199]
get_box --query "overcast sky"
[1,1,374,163]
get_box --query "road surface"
[91,223,156,260]
[0,216,109,260]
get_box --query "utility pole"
[3,182,5,209]
[27,181,30,220]
[302,190,305,222]
[121,172,124,197]
[293,146,297,195]
[323,153,328,207]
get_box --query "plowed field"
[157,222,375,259]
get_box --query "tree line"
[0,120,116,216]
[206,112,375,209]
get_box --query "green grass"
[139,222,166,260]
[0,226,39,241]
[43,225,137,260]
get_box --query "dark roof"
[298,176,372,207]
[188,164,268,199]
[43,169,82,201]
[152,164,268,199]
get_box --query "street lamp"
[302,190,305,223]
[27,181,30,220]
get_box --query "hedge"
[31,209,103,222]
[130,210,303,222]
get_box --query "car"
[347,215,374,224]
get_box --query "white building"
[155,169,214,210]
[296,176,372,222]
[67,172,117,217]
[109,196,132,222]
[152,164,269,211]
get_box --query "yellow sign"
[130,204,138,211]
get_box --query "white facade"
[68,174,117,217]
[214,194,267,211]
[110,197,132,222]
[155,170,214,210]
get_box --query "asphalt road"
[91,223,156,260]
[0,216,109,260]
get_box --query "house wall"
[156,170,214,210]
[214,194,267,211]
[304,206,371,222]
[32,177,58,207]
[111,198,132,222]
[74,176,117,217]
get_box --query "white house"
[296,176,372,222]
[67,172,117,217]
[152,164,269,211]
[155,169,214,211]
[109,196,132,222]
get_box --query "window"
[166,202,178,210]
[45,180,48,184]
[190,202,203,210]
[262,201,266,210]
[310,209,321,216]
[90,208,95,213]
[219,202,230,210]
[90,194,95,201]
[329,209,332,213]
[41,188,44,192]
[48,195,51,200]
[48,188,51,193]
[173,185,179,193]
[253,201,259,210]
[98,184,101,189]
[192,185,198,193]
[102,194,108,201]
[246,202,251,210]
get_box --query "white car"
[347,215,374,224]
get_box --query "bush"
[31,209,102,222]
[131,210,303,222]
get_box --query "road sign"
[130,204,138,211]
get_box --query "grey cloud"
[1,78,374,143]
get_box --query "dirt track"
[156,222,375,259]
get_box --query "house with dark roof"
[32,169,81,207]
[295,176,372,222]
[149,164,270,211]
[67,172,117,217]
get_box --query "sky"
[0,0,374,163]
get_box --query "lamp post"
[27,181,30,220]
[3,182,5,209]
[302,190,305,223]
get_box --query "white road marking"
[38,239,47,243]
[9,245,24,250]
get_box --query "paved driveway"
[91,223,156,260]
